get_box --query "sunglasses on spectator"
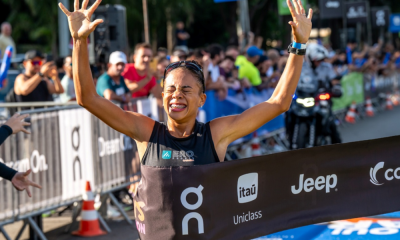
[30,60,43,66]
[163,60,205,93]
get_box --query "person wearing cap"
[14,50,64,103]
[235,46,264,87]
[170,49,187,63]
[122,43,161,99]
[96,51,130,103]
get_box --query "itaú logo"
[370,162,400,186]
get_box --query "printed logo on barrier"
[134,200,146,234]
[370,162,400,186]
[291,174,337,194]
[237,173,258,203]
[181,185,204,235]
[162,150,172,160]
[328,219,400,235]
[98,134,133,157]
[370,162,384,185]
[0,151,48,181]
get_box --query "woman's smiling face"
[162,68,206,122]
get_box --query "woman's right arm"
[61,0,154,142]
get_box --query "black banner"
[319,0,343,19]
[134,136,400,240]
[371,7,390,28]
[345,1,368,24]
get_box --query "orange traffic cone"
[345,101,357,123]
[251,132,262,157]
[72,181,106,237]
[365,97,374,117]
[386,93,393,110]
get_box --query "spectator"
[14,50,64,103]
[59,56,76,102]
[206,44,227,99]
[235,46,263,87]
[219,56,241,90]
[345,39,357,65]
[122,43,162,99]
[96,51,131,103]
[170,49,187,63]
[207,44,224,82]
[155,57,170,85]
[0,113,41,197]
[175,21,190,50]
[225,45,239,60]
[149,47,169,72]
[187,49,210,82]
[0,22,16,58]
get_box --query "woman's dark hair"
[162,60,205,93]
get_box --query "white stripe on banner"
[81,210,98,221]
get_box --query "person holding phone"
[0,113,42,197]
[14,50,64,103]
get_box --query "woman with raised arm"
[59,0,312,167]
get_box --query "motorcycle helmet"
[306,43,329,62]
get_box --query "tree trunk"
[166,7,173,54]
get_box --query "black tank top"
[141,121,220,166]
[16,76,52,102]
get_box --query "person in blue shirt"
[0,113,42,197]
[96,51,131,103]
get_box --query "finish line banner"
[134,136,400,240]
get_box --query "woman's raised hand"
[287,0,313,44]
[59,0,103,39]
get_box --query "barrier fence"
[0,71,399,239]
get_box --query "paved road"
[339,106,400,143]
[3,107,399,240]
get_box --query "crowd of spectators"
[2,18,400,106]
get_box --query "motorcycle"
[287,73,342,149]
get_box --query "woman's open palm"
[59,0,103,39]
[287,0,313,44]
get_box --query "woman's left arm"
[210,0,313,146]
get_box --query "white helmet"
[306,43,329,62]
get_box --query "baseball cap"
[109,51,127,64]
[25,50,44,60]
[247,46,264,58]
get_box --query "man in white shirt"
[59,56,76,102]
[206,44,227,100]
[0,22,16,58]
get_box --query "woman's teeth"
[171,104,186,109]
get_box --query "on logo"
[181,185,204,235]
[237,173,258,203]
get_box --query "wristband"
[292,42,307,50]
[38,72,44,78]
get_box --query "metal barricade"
[0,101,143,239]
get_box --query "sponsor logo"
[98,134,133,157]
[134,200,146,234]
[72,126,82,181]
[181,185,204,235]
[173,150,194,162]
[233,211,262,225]
[291,174,337,194]
[370,162,400,186]
[162,150,172,160]
[237,173,258,203]
[0,150,48,181]
[328,220,400,235]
